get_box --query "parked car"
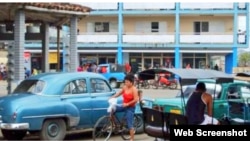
[0,72,144,140]
[167,79,250,119]
[97,63,126,88]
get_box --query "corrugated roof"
[13,3,91,12]
[0,3,91,26]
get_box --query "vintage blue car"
[0,72,144,140]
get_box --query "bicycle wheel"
[120,115,139,140]
[93,116,113,141]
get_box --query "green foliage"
[239,52,250,67]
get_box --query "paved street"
[0,80,178,140]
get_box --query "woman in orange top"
[110,74,139,141]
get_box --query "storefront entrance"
[144,58,161,69]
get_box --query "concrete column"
[63,27,70,72]
[14,10,25,81]
[117,2,123,64]
[69,16,78,72]
[175,3,180,69]
[41,23,50,73]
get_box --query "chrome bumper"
[0,123,29,130]
[0,115,29,130]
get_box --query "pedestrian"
[77,65,83,72]
[214,64,219,71]
[32,68,38,75]
[125,62,132,74]
[24,67,31,79]
[186,63,191,69]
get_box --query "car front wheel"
[40,119,66,141]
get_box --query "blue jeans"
[115,105,135,130]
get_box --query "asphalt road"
[0,81,178,140]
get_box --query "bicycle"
[92,104,140,141]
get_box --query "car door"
[61,79,92,128]
[226,83,246,119]
[206,84,228,118]
[89,78,117,125]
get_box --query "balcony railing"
[77,33,118,43]
[123,33,174,43]
[77,32,246,44]
[180,33,238,44]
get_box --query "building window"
[194,21,209,33]
[201,22,209,32]
[95,22,109,32]
[151,22,159,32]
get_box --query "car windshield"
[176,83,222,98]
[13,80,45,94]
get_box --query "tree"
[239,52,250,67]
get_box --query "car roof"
[29,72,106,81]
[26,72,108,95]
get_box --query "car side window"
[90,78,112,93]
[75,79,87,94]
[63,81,76,95]
[64,79,88,95]
[240,85,250,99]
[227,85,240,99]
[26,80,45,94]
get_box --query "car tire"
[40,119,66,141]
[1,129,27,140]
[135,115,144,134]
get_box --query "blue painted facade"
[25,2,249,74]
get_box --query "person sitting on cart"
[186,82,219,125]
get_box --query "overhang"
[0,3,91,26]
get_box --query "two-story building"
[73,2,249,73]
[17,2,249,73]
